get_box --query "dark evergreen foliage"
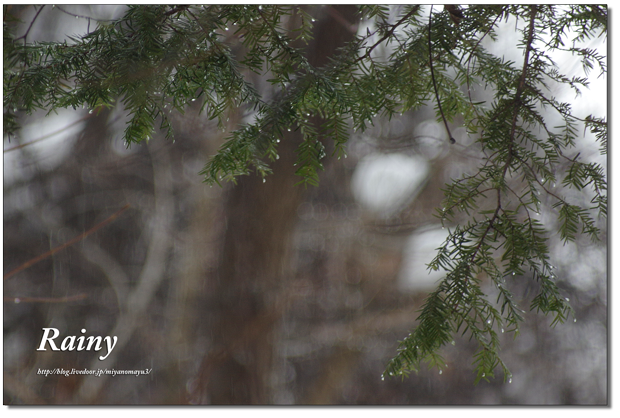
[3,4,607,383]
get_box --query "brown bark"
[303,345,363,405]
[194,5,358,404]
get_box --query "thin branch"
[529,84,607,126]
[356,6,420,63]
[54,5,115,22]
[4,112,94,153]
[495,6,539,222]
[460,7,507,122]
[508,6,538,145]
[325,5,358,33]
[14,5,45,44]
[451,7,539,297]
[164,5,190,17]
[513,153,565,202]
[428,6,455,144]
[470,189,502,264]
[4,204,130,280]
[504,182,538,223]
[459,7,507,68]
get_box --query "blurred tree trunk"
[196,5,358,404]
[304,345,363,404]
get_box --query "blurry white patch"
[19,109,86,171]
[552,241,605,294]
[398,226,450,293]
[452,126,473,146]
[413,120,447,160]
[350,152,430,218]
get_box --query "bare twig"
[15,5,45,44]
[459,6,507,68]
[54,5,115,22]
[164,5,190,17]
[356,6,420,63]
[3,204,130,281]
[325,5,358,33]
[4,113,94,153]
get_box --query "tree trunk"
[194,5,358,404]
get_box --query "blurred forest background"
[3,5,607,404]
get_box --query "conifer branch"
[509,6,538,145]
[3,4,606,385]
[356,6,420,63]
[428,6,455,144]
